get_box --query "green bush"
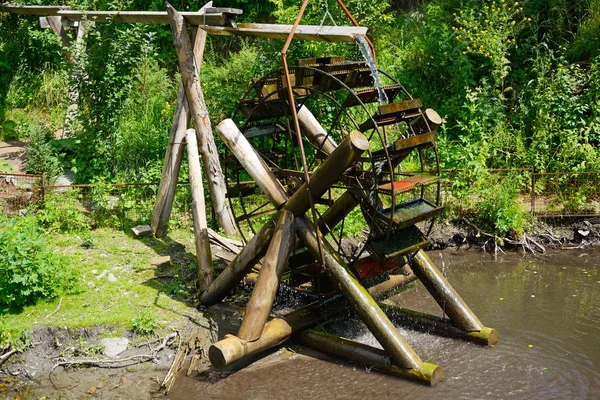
[25,126,63,183]
[0,214,77,309]
[475,175,530,238]
[39,191,91,234]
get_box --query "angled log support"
[167,3,237,236]
[378,303,499,346]
[295,216,423,370]
[199,213,279,306]
[411,250,484,332]
[153,6,210,238]
[238,210,295,341]
[185,128,213,292]
[298,330,443,385]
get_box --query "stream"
[169,249,600,400]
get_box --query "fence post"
[530,168,535,216]
[40,174,46,207]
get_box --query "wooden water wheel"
[224,56,444,294]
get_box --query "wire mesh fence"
[0,173,44,216]
[1,170,599,225]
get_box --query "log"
[167,3,237,236]
[186,128,213,292]
[298,330,443,385]
[238,210,295,341]
[199,212,279,306]
[152,5,209,238]
[216,119,288,207]
[410,250,484,332]
[297,105,337,156]
[411,108,442,135]
[284,130,369,216]
[368,271,417,299]
[295,216,423,369]
[378,303,499,346]
[208,272,419,368]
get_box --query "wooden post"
[153,3,212,238]
[237,210,295,341]
[199,212,279,306]
[216,119,288,208]
[297,105,337,156]
[167,3,237,236]
[298,330,443,385]
[411,250,484,332]
[378,303,499,346]
[185,128,213,292]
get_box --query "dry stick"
[0,349,18,366]
[152,3,209,238]
[161,332,184,392]
[53,332,177,370]
[166,3,237,235]
[45,297,63,319]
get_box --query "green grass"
[0,159,12,173]
[1,227,204,334]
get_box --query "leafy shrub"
[25,126,62,183]
[0,321,30,352]
[39,191,90,234]
[0,214,77,309]
[475,175,530,237]
[132,308,159,335]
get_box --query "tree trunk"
[166,3,237,236]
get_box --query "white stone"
[100,337,129,358]
[107,273,118,283]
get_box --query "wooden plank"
[56,10,229,26]
[0,5,71,15]
[202,23,368,43]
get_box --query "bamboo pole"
[411,250,484,332]
[152,5,209,238]
[238,210,295,341]
[378,303,499,346]
[185,128,213,292]
[298,330,443,385]
[199,213,279,306]
[166,3,237,236]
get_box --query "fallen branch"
[0,349,17,366]
[53,332,177,370]
[45,297,63,319]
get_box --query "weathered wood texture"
[297,105,337,155]
[237,210,295,341]
[298,330,443,385]
[167,3,237,235]
[378,303,498,346]
[0,5,71,14]
[199,213,279,306]
[202,23,367,42]
[152,8,208,238]
[185,128,213,292]
[411,250,484,332]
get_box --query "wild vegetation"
[0,0,598,271]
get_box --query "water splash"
[355,36,388,105]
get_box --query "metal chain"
[319,0,337,27]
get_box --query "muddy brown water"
[169,249,600,400]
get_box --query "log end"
[208,334,245,368]
[414,362,444,386]
[474,326,499,346]
[349,130,370,152]
[424,108,442,126]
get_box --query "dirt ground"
[0,140,26,173]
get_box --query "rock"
[100,337,129,358]
[96,270,108,280]
[18,209,27,216]
[86,386,97,395]
[150,256,171,268]
[132,225,153,237]
[107,273,118,283]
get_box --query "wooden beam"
[152,6,208,238]
[237,210,295,341]
[167,3,237,236]
[201,23,367,42]
[186,128,213,292]
[0,5,71,15]
[56,10,232,26]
